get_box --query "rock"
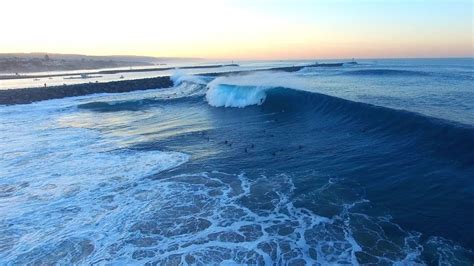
[0,76,173,105]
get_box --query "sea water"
[0,58,473,264]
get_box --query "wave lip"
[205,71,311,108]
[203,77,474,166]
[171,71,208,86]
[206,84,267,108]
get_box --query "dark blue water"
[0,58,473,264]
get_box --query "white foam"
[205,71,312,108]
[1,75,471,264]
[205,83,267,108]
[0,97,189,263]
[171,70,207,86]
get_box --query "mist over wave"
[205,71,312,107]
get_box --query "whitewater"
[0,58,473,264]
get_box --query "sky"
[1,0,473,60]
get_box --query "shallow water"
[0,58,473,264]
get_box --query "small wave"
[78,99,160,112]
[78,81,206,112]
[342,69,429,76]
[77,96,202,112]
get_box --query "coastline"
[1,58,473,263]
[0,65,314,105]
[0,77,173,105]
[0,64,239,80]
[0,63,342,105]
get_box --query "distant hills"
[0,53,200,73]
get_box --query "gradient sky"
[1,0,473,59]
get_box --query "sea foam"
[205,71,312,108]
[0,96,189,263]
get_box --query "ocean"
[0,58,473,264]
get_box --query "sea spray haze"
[0,58,473,264]
[206,71,311,108]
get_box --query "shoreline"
[0,77,173,105]
[0,64,239,80]
[0,64,326,105]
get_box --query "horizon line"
[1,52,473,62]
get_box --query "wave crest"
[205,72,310,108]
[206,84,267,108]
[171,71,208,86]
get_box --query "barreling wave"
[80,71,473,166]
[205,83,474,166]
[205,71,311,108]
[206,84,268,108]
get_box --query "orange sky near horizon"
[1,0,472,60]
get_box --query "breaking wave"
[205,81,474,166]
[2,63,473,264]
